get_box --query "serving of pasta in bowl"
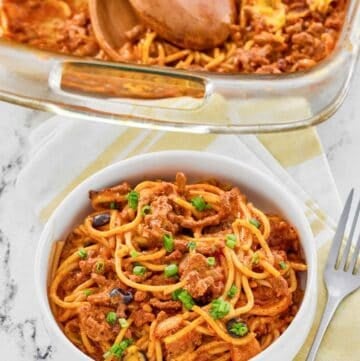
[35,151,317,361]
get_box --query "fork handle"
[306,294,342,361]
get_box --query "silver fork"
[306,189,360,361]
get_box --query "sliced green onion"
[177,290,195,310]
[207,257,216,267]
[130,250,139,258]
[252,252,260,265]
[172,289,195,310]
[171,289,182,301]
[118,318,129,328]
[164,264,179,278]
[77,248,88,260]
[187,241,196,251]
[141,205,152,216]
[279,261,287,270]
[126,191,139,210]
[229,321,249,337]
[133,265,146,276]
[103,339,133,359]
[106,311,117,325]
[163,234,174,253]
[210,298,231,319]
[226,234,237,249]
[227,284,238,299]
[83,289,92,297]
[190,196,211,211]
[249,218,260,228]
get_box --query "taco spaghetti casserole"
[0,0,348,73]
[49,172,307,361]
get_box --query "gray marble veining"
[318,68,360,202]
[0,107,57,360]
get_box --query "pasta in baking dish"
[0,0,347,73]
[49,172,307,361]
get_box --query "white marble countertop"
[0,68,359,360]
[318,68,360,202]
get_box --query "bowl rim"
[35,150,317,361]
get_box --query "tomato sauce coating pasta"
[0,0,347,73]
[48,172,307,361]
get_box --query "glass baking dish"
[0,1,359,134]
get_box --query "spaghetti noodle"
[49,172,307,360]
[0,0,347,73]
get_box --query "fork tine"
[338,199,360,270]
[326,189,354,269]
[348,227,360,274]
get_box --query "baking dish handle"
[0,37,359,134]
[49,60,209,110]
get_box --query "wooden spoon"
[89,0,237,60]
[89,0,139,61]
[128,0,237,50]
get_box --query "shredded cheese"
[246,0,287,32]
[308,0,334,13]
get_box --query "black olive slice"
[92,213,111,228]
[109,288,134,304]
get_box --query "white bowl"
[35,151,317,361]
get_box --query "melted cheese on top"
[244,0,334,33]
[244,0,287,32]
[307,0,334,13]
